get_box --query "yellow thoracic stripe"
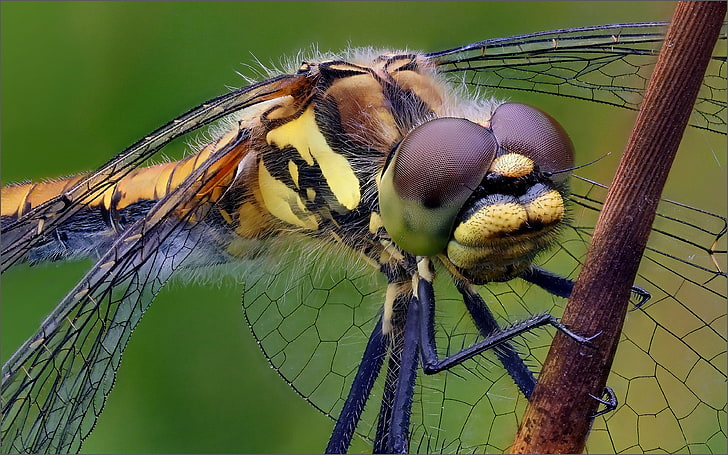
[265,107,361,213]
[258,163,319,230]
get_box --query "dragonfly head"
[379,102,574,284]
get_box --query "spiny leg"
[373,289,417,454]
[326,316,387,454]
[589,386,618,418]
[379,293,420,454]
[417,259,597,375]
[520,265,650,307]
[327,264,419,454]
[457,283,537,398]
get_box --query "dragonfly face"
[379,103,573,284]
[2,4,724,455]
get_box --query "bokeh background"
[2,2,724,453]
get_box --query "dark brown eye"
[379,118,498,256]
[490,103,574,177]
[391,118,498,208]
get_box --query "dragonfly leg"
[326,316,387,454]
[589,386,618,418]
[379,293,420,454]
[627,285,651,309]
[519,265,574,298]
[457,282,537,398]
[417,263,598,376]
[520,265,651,309]
[373,347,400,453]
[372,288,419,454]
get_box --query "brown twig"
[510,2,727,453]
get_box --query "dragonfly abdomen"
[0,149,225,264]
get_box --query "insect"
[2,11,724,450]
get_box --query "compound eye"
[490,103,574,179]
[379,117,498,256]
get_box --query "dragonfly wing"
[1,128,252,453]
[240,181,726,453]
[239,25,727,452]
[568,177,727,453]
[429,22,727,134]
[0,73,311,272]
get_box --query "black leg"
[519,266,575,298]
[458,283,537,398]
[418,269,597,375]
[589,386,618,418]
[373,325,401,453]
[329,262,633,454]
[373,291,418,454]
[627,285,651,309]
[373,361,396,453]
[384,293,420,454]
[326,316,387,454]
[520,265,650,307]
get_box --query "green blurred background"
[2,2,724,453]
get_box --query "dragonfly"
[2,20,726,454]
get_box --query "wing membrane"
[241,176,726,452]
[2,21,726,454]
[1,128,251,453]
[429,22,727,134]
[0,74,308,272]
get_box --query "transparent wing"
[1,128,251,453]
[243,23,727,453]
[429,22,727,134]
[569,177,726,454]
[4,21,726,455]
[410,177,727,453]
[242,178,726,453]
[0,73,309,272]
